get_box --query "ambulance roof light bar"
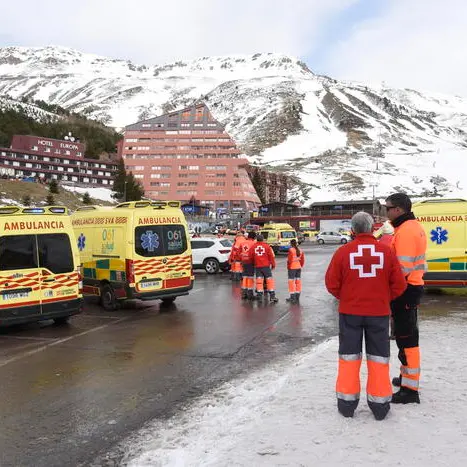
[75,206,99,211]
[418,198,466,204]
[0,206,68,215]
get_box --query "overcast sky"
[1,0,466,96]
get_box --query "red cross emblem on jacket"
[350,244,384,278]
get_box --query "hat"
[381,220,394,235]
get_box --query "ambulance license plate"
[2,291,29,300]
[139,280,162,289]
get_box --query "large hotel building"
[0,135,117,186]
[121,104,261,211]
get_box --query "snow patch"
[123,317,467,466]
[62,185,115,203]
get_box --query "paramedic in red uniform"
[249,234,278,303]
[240,231,257,300]
[325,212,406,420]
[385,193,427,404]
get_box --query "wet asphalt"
[0,243,464,466]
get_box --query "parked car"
[190,238,233,274]
[316,231,352,244]
[297,231,305,244]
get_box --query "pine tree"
[82,192,92,205]
[49,178,59,194]
[251,168,266,204]
[22,194,32,206]
[112,159,144,201]
[46,193,55,205]
[112,158,127,200]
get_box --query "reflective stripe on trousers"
[400,346,421,391]
[336,353,362,401]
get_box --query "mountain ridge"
[1,45,466,202]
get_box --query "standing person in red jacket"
[286,239,305,303]
[240,231,257,300]
[249,234,278,303]
[325,212,406,420]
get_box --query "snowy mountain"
[1,45,467,202]
[0,95,59,122]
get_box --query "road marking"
[0,335,58,342]
[190,288,205,294]
[0,317,128,368]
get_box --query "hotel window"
[64,160,70,164]
[181,123,190,127]
[150,182,160,186]
[134,174,144,179]
[25,163,32,168]
[207,123,217,127]
[77,152,82,156]
[24,155,29,160]
[166,130,178,135]
[151,174,161,179]
[142,124,151,128]
[98,171,104,176]
[134,166,145,170]
[215,191,224,196]
[216,173,226,178]
[92,178,97,183]
[102,180,108,185]
[31,146,38,151]
[138,146,150,150]
[13,161,20,167]
[58,167,64,172]
[216,182,225,186]
[44,148,51,153]
[65,151,71,155]
[83,177,90,183]
[105,172,111,176]
[205,182,215,187]
[194,123,203,127]
[126,138,137,143]
[179,130,191,135]
[68,168,74,173]
[160,182,170,187]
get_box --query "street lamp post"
[123,180,128,202]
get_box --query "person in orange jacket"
[385,193,427,404]
[240,231,257,300]
[248,234,278,303]
[286,239,305,304]
[229,232,246,281]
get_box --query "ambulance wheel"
[100,284,117,311]
[53,316,70,325]
[161,297,176,306]
[204,258,220,274]
[317,239,325,245]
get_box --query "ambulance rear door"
[0,234,41,318]
[133,223,190,293]
[37,233,79,314]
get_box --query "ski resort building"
[121,104,261,212]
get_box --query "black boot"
[392,376,401,387]
[368,401,390,421]
[241,290,248,300]
[391,387,420,404]
[269,292,278,303]
[255,292,264,301]
[286,296,295,303]
[295,293,300,303]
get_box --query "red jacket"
[249,242,276,269]
[240,238,256,264]
[325,233,406,316]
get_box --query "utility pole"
[372,128,383,218]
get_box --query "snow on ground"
[123,316,467,467]
[0,197,20,205]
[62,185,115,203]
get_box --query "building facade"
[245,165,289,204]
[121,104,261,211]
[0,135,117,186]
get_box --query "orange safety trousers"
[288,269,302,294]
[255,266,274,292]
[231,261,243,274]
[336,314,392,418]
[242,263,255,291]
[391,285,422,391]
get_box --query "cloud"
[323,0,467,96]
[1,0,356,64]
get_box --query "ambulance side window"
[37,234,74,274]
[0,235,38,271]
[135,226,164,257]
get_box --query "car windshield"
[281,231,295,239]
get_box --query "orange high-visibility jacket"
[287,248,305,269]
[229,236,246,263]
[392,219,427,286]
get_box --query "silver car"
[316,231,352,244]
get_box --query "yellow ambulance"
[259,223,297,253]
[71,200,194,310]
[413,198,467,288]
[0,206,83,326]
